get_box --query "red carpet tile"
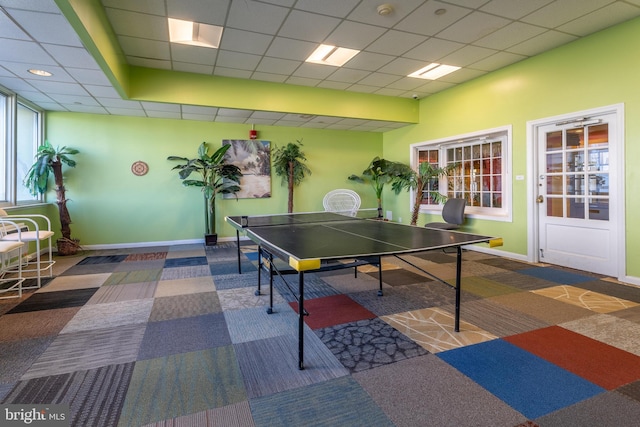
[505,326,640,390]
[289,294,375,330]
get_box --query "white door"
[536,112,618,276]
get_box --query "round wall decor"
[131,161,149,176]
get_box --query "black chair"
[424,198,466,230]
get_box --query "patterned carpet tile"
[36,273,111,293]
[21,323,146,380]
[210,261,256,276]
[457,298,549,337]
[59,263,121,276]
[0,336,56,382]
[505,326,640,390]
[382,307,497,353]
[273,273,338,303]
[438,339,604,419]
[103,269,162,286]
[366,268,432,287]
[148,291,222,321]
[475,256,533,271]
[315,318,429,373]
[7,288,98,314]
[164,256,208,268]
[77,255,128,265]
[250,376,393,426]
[154,276,216,297]
[125,252,168,262]
[484,270,558,291]
[489,291,594,324]
[217,286,286,312]
[87,282,157,304]
[561,313,640,356]
[0,307,80,342]
[119,347,247,427]
[160,265,212,280]
[61,299,154,334]
[114,259,167,272]
[142,401,255,427]
[165,249,206,259]
[2,362,135,427]
[137,313,231,360]
[315,270,382,295]
[574,280,640,303]
[290,294,376,330]
[532,285,639,313]
[225,304,299,344]
[211,272,261,291]
[459,275,523,298]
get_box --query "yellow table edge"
[489,238,503,248]
[289,257,321,272]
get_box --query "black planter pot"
[205,233,218,246]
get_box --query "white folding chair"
[0,209,55,289]
[323,189,361,217]
[0,218,25,298]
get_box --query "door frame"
[526,103,626,281]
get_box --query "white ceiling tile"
[226,0,289,34]
[265,37,317,61]
[377,57,431,76]
[26,79,89,95]
[182,105,218,115]
[172,62,214,74]
[436,11,511,43]
[325,21,387,50]
[316,80,351,90]
[213,67,253,78]
[0,39,55,65]
[294,0,359,17]
[343,51,395,72]
[217,108,252,118]
[9,9,82,46]
[216,51,261,71]
[1,62,70,80]
[118,36,170,60]
[66,68,112,85]
[506,30,578,56]
[441,45,497,67]
[469,51,527,72]
[357,72,401,87]
[43,44,101,69]
[105,107,147,116]
[474,22,547,50]
[101,0,166,15]
[84,85,121,98]
[64,104,108,114]
[105,8,168,40]
[0,0,61,13]
[437,68,486,84]
[347,0,427,26]
[255,57,301,75]
[346,84,378,93]
[182,113,214,121]
[251,71,288,83]
[98,97,143,108]
[0,10,30,39]
[395,1,473,36]
[214,115,247,123]
[220,28,273,56]
[521,0,618,29]
[557,3,640,36]
[326,68,371,83]
[170,44,217,66]
[385,77,428,91]
[0,76,37,91]
[142,102,180,112]
[292,63,335,79]
[365,30,428,56]
[166,0,230,26]
[48,94,99,105]
[146,110,181,119]
[250,111,285,119]
[404,38,465,62]
[480,0,555,19]
[278,10,341,42]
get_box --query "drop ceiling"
[1,0,639,131]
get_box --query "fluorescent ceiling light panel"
[408,63,460,80]
[306,44,360,66]
[168,18,223,48]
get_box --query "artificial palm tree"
[24,140,79,254]
[392,161,460,225]
[272,140,311,213]
[348,156,406,218]
[168,142,242,245]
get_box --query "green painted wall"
[382,16,640,277]
[45,113,381,245]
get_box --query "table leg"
[267,252,273,314]
[455,246,462,332]
[255,246,262,296]
[377,256,383,296]
[236,230,241,274]
[298,271,305,370]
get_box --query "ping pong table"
[226,212,502,370]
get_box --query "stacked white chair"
[0,208,55,289]
[322,189,361,217]
[0,218,24,298]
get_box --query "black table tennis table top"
[226,212,500,271]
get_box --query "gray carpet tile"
[137,313,231,360]
[60,263,121,276]
[3,362,134,427]
[0,307,80,342]
[271,273,338,303]
[77,255,128,265]
[617,380,640,402]
[21,323,146,380]
[212,271,261,290]
[485,270,559,291]
[210,261,255,276]
[611,305,640,323]
[234,333,349,399]
[457,298,550,337]
[535,391,640,426]
[224,303,299,344]
[7,288,98,314]
[315,318,429,373]
[476,256,533,271]
[60,299,154,333]
[148,291,222,322]
[86,282,156,304]
[574,279,640,303]
[0,336,56,382]
[366,268,433,286]
[103,269,162,286]
[141,401,255,427]
[353,354,527,426]
[119,347,247,427]
[0,383,14,400]
[160,265,212,280]
[114,259,166,272]
[250,376,394,427]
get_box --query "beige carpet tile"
[356,261,401,274]
[318,271,387,294]
[457,298,550,337]
[61,299,154,334]
[610,305,640,323]
[217,286,286,311]
[35,273,111,293]
[86,282,157,304]
[154,276,216,297]
[561,313,640,356]
[148,291,222,321]
[0,307,80,342]
[103,269,163,286]
[459,276,523,299]
[488,292,594,324]
[381,307,497,353]
[460,260,509,277]
[532,285,639,313]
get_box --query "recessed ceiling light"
[28,69,52,77]
[168,18,223,48]
[306,44,360,67]
[408,63,460,80]
[435,8,447,16]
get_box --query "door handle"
[536,195,544,203]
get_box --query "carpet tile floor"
[1,241,640,426]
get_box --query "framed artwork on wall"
[222,139,271,198]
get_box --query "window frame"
[0,84,44,207]
[410,125,513,222]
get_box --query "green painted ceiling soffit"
[55,0,418,124]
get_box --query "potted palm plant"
[348,156,406,219]
[392,162,460,225]
[168,142,242,245]
[24,140,80,255]
[272,140,311,213]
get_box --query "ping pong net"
[235,211,361,228]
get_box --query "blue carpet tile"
[163,256,208,268]
[518,266,595,285]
